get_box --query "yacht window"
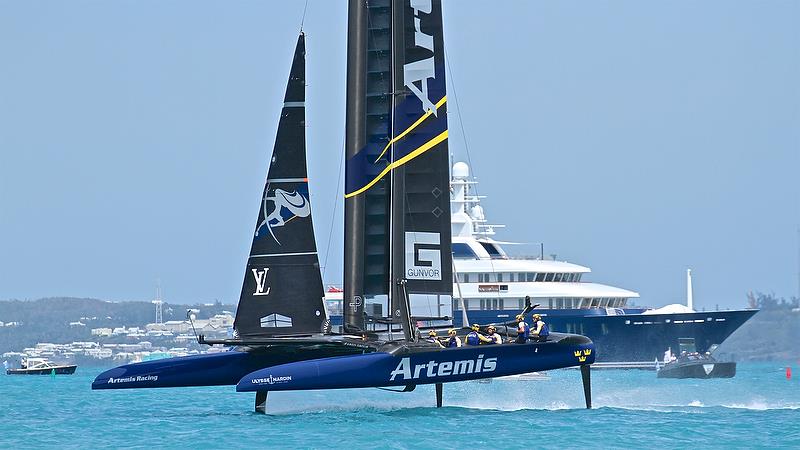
[463,273,470,283]
[497,273,504,282]
[536,273,546,282]
[518,273,525,282]
[548,298,553,309]
[527,273,535,282]
[556,298,564,309]
[452,243,478,259]
[480,299,486,310]
[479,242,503,259]
[519,298,524,309]
[554,273,563,282]
[591,298,599,307]
[565,273,574,282]
[545,273,554,282]
[575,274,582,282]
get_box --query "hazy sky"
[1,1,798,309]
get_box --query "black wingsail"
[344,0,452,336]
[233,33,326,338]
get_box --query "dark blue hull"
[237,333,594,392]
[454,309,757,362]
[92,344,366,390]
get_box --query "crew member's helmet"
[516,314,524,322]
[448,329,457,336]
[429,330,437,337]
[471,324,480,331]
[487,325,496,333]
[532,314,541,321]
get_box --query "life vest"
[447,336,459,348]
[466,331,480,345]
[540,323,550,336]
[519,322,530,340]
[534,320,550,337]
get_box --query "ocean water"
[1,363,798,449]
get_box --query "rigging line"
[299,0,310,32]
[322,137,345,282]
[443,46,479,199]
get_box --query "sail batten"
[233,33,327,338]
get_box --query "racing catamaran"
[93,0,596,413]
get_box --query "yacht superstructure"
[326,162,756,362]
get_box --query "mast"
[343,0,368,334]
[344,0,452,340]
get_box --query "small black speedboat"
[6,358,77,375]
[657,353,735,379]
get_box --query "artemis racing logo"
[405,232,441,280]
[404,0,437,115]
[107,375,158,384]
[389,354,497,381]
[250,374,292,385]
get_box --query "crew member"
[530,314,549,341]
[427,330,444,348]
[446,329,462,348]
[515,314,530,343]
[465,324,493,345]
[486,325,503,344]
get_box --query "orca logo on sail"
[256,187,311,244]
[405,232,441,280]
[252,268,271,296]
[404,0,438,115]
[389,354,497,381]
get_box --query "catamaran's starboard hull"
[236,335,594,392]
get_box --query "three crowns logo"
[574,348,592,363]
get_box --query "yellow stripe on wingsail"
[345,129,449,199]
[373,96,447,163]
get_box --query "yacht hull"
[7,365,76,375]
[91,345,366,390]
[445,309,757,362]
[236,334,594,392]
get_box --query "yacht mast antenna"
[686,269,694,311]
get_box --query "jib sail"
[234,33,327,338]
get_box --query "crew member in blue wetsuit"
[485,325,503,344]
[515,314,530,343]
[427,330,444,348]
[466,324,492,345]
[446,329,462,347]
[530,314,550,341]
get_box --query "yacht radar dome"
[452,161,469,179]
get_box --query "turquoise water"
[1,363,798,448]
